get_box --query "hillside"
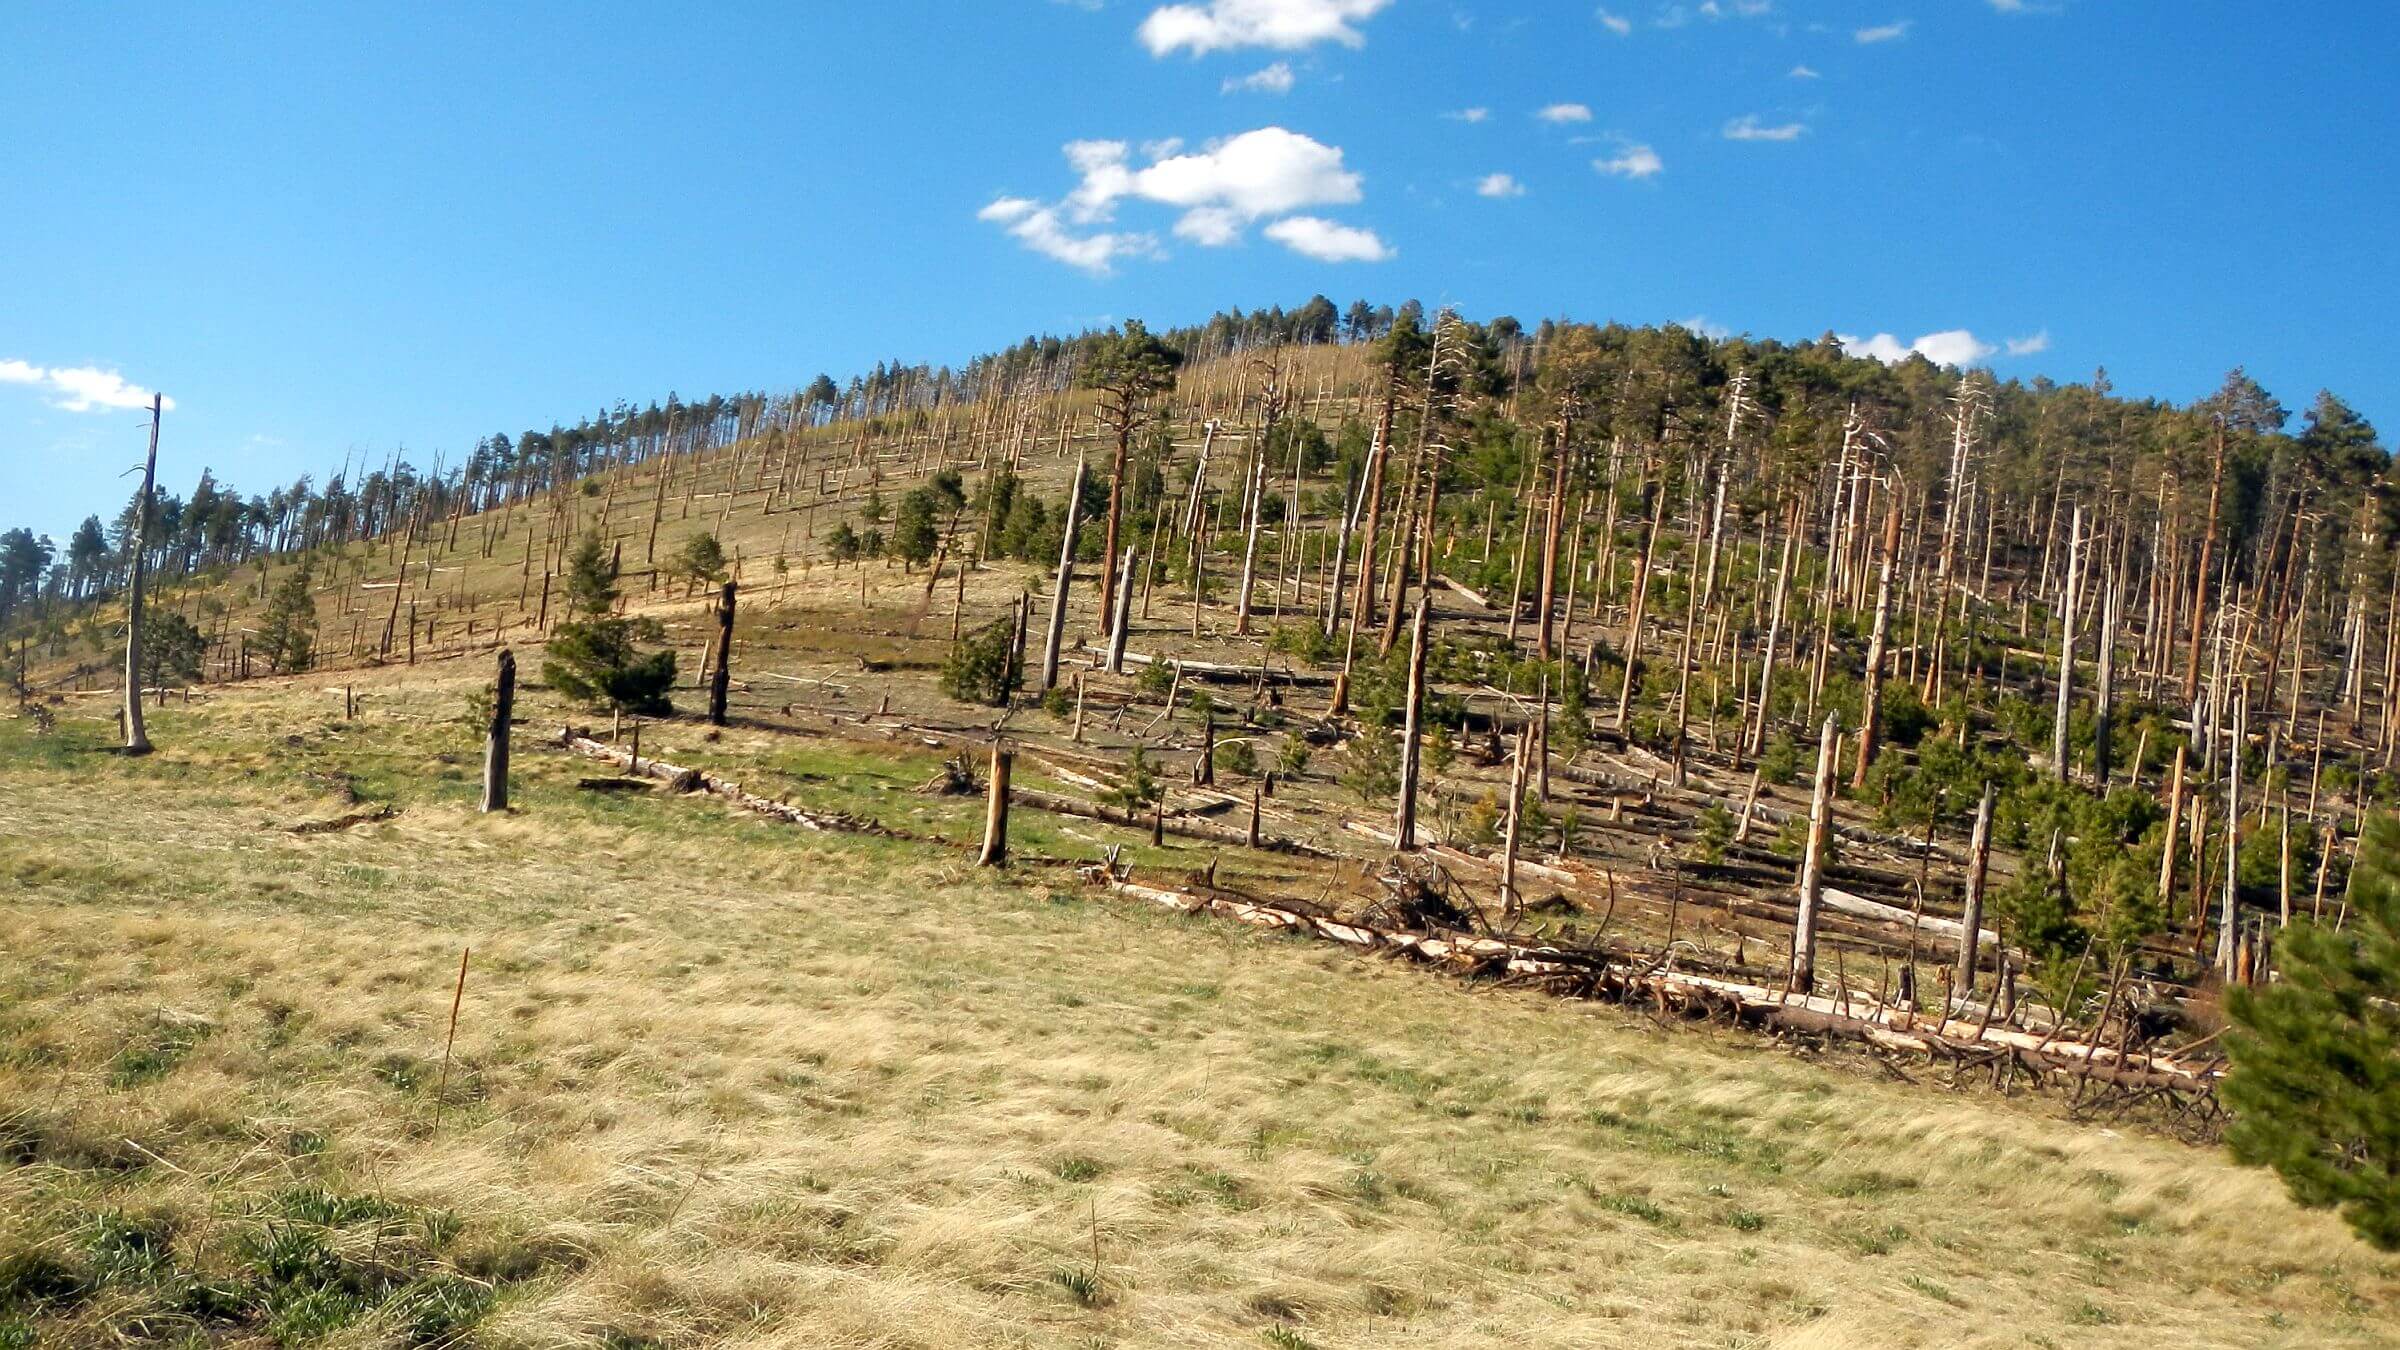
[4,315,2398,1346]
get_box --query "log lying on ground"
[1071,641,1337,686]
[1009,784,1336,858]
[1090,869,2219,1094]
[559,730,893,835]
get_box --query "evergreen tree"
[258,562,317,673]
[2225,814,2400,1251]
[893,487,941,569]
[543,530,676,716]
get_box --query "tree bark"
[977,745,1013,866]
[708,581,736,726]
[1790,712,1840,993]
[481,648,515,813]
[1394,592,1431,850]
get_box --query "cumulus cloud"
[1593,144,1663,178]
[1262,215,1394,262]
[1475,172,1527,198]
[1222,61,1296,93]
[1839,329,1996,367]
[1855,20,1909,42]
[1537,102,1594,124]
[2005,329,2051,356]
[0,359,175,413]
[1724,114,1805,141]
[1597,9,1632,35]
[984,127,1383,269]
[1140,0,1392,55]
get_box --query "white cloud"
[1839,329,1996,367]
[0,359,176,413]
[1989,0,2028,10]
[1222,61,1296,94]
[985,126,1378,270]
[1537,102,1594,124]
[1724,114,1805,141]
[1789,63,1820,78]
[1593,144,1663,178]
[1444,107,1490,123]
[1475,172,1527,198]
[1677,316,1733,340]
[2005,329,2051,356]
[978,197,1160,275]
[1262,215,1393,262]
[1597,9,1632,35]
[1855,20,1909,42]
[1140,0,1392,55]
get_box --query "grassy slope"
[1,676,2394,1349]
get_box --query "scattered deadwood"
[1086,866,2224,1122]
[575,777,654,794]
[287,804,398,834]
[559,729,892,835]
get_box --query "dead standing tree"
[481,648,515,813]
[123,393,163,754]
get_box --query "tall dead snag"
[1854,496,1902,786]
[2093,563,2120,784]
[1612,470,1665,729]
[2052,504,2084,782]
[1106,546,1137,675]
[977,744,1013,866]
[707,580,736,726]
[1040,457,1087,691]
[481,648,515,813]
[2219,687,2246,977]
[1080,322,1183,636]
[1234,452,1268,635]
[1394,593,1431,850]
[123,393,162,754]
[2160,743,2186,907]
[1955,781,1995,994]
[1500,723,1530,914]
[1789,712,1840,993]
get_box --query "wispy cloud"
[1537,102,1594,124]
[1678,315,1733,339]
[1855,19,1909,42]
[1723,114,1805,141]
[1262,215,1394,262]
[1596,8,1632,35]
[1443,107,1490,123]
[1222,61,1296,94]
[1475,172,1527,198]
[2005,329,2051,356]
[0,359,176,413]
[1140,0,1393,55]
[1839,329,1995,367]
[1593,143,1664,178]
[1788,63,1819,78]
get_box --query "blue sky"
[3,0,2394,542]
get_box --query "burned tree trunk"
[1106,546,1137,675]
[2052,505,2084,782]
[481,648,515,814]
[1854,498,1902,787]
[708,581,736,726]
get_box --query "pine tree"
[257,561,317,673]
[2224,814,2400,1251]
[543,530,676,716]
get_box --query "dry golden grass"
[2,679,2395,1348]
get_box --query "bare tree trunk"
[1790,712,1841,992]
[1394,592,1431,850]
[2052,504,2084,782]
[708,581,736,726]
[977,745,1013,866]
[1106,546,1136,674]
[123,395,161,754]
[2219,687,2245,977]
[1853,498,1902,786]
[1040,458,1087,691]
[481,648,515,813]
[1500,723,1530,914]
[1955,781,1995,995]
